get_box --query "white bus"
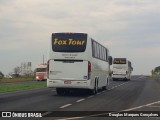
[112,58,133,81]
[47,33,112,95]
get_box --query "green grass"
[0,76,35,83]
[0,82,46,93]
[151,75,160,80]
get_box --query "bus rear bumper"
[112,74,128,80]
[47,79,92,89]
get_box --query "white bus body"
[47,33,112,95]
[112,58,133,81]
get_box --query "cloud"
[0,0,160,75]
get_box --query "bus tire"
[56,88,64,95]
[89,79,98,95]
[102,79,108,90]
[124,78,128,81]
[102,86,107,90]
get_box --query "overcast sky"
[1,0,160,75]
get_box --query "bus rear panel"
[47,33,111,95]
[112,58,132,81]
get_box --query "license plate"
[64,81,71,84]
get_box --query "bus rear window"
[52,33,87,52]
[113,58,126,64]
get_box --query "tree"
[151,70,155,76]
[0,71,4,79]
[14,67,21,77]
[154,66,160,73]
[151,66,160,76]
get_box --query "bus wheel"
[102,79,108,90]
[89,81,98,95]
[56,88,64,95]
[124,78,128,81]
[102,84,107,90]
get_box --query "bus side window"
[109,56,112,65]
[106,49,108,62]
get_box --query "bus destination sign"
[53,38,85,46]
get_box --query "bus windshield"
[36,68,47,72]
[52,33,87,52]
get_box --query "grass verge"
[151,75,160,80]
[0,77,35,83]
[0,82,46,93]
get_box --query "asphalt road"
[0,76,160,120]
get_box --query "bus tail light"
[88,61,91,80]
[47,60,50,78]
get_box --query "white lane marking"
[121,100,160,111]
[76,99,85,103]
[56,100,160,120]
[56,111,111,120]
[57,117,84,120]
[60,104,72,109]
[87,95,94,98]
[42,111,52,117]
[108,82,127,91]
[57,83,126,120]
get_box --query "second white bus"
[47,33,112,95]
[112,58,133,81]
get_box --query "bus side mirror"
[109,56,112,65]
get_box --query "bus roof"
[52,32,87,35]
[36,64,47,68]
